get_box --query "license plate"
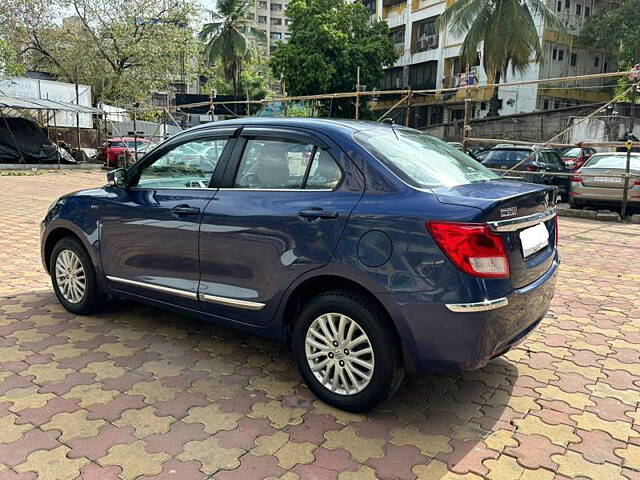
[519,222,549,258]
[594,176,622,183]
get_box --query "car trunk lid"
[579,167,627,189]
[432,180,557,289]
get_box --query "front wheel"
[50,237,102,315]
[293,291,404,412]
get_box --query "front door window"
[136,138,228,189]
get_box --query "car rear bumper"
[382,255,558,372]
[571,185,640,203]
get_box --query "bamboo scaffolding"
[128,70,635,114]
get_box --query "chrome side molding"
[199,293,265,311]
[106,276,198,299]
[488,206,556,232]
[106,275,266,311]
[445,297,509,313]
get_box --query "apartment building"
[368,0,618,128]
[254,0,292,55]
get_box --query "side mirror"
[107,168,126,187]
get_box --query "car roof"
[188,117,399,136]
[488,145,556,152]
[109,137,151,142]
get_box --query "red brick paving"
[0,171,639,479]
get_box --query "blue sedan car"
[41,118,558,411]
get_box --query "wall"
[422,103,640,146]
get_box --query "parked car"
[480,145,571,200]
[41,118,558,411]
[97,137,154,168]
[557,146,596,171]
[570,152,640,208]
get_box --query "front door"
[100,132,233,308]
[198,128,364,325]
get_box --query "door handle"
[298,208,339,219]
[172,204,200,215]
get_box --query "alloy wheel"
[304,313,375,395]
[55,249,86,304]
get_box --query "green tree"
[440,0,565,116]
[269,0,397,117]
[581,0,640,71]
[0,0,201,105]
[0,39,25,78]
[199,0,266,97]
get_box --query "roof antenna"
[381,118,394,126]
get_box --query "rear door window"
[234,139,342,190]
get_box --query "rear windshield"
[481,149,534,165]
[353,128,498,189]
[584,155,640,169]
[108,140,150,149]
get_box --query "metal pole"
[75,65,81,153]
[621,139,632,219]
[355,66,361,120]
[53,110,60,169]
[404,91,412,127]
[133,110,138,168]
[163,109,168,138]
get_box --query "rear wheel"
[293,290,404,412]
[50,237,102,315]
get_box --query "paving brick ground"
[0,170,639,480]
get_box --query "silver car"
[570,152,640,208]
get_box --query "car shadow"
[2,291,517,475]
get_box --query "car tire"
[293,290,404,412]
[50,236,102,315]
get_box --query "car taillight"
[525,165,538,172]
[427,222,510,278]
[634,180,640,187]
[572,176,582,184]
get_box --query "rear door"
[197,127,364,326]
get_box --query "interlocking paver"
[1,171,640,479]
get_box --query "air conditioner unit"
[427,35,438,48]
[416,38,428,51]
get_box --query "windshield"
[353,128,498,189]
[559,147,580,158]
[482,149,533,165]
[584,155,640,170]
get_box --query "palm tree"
[199,0,266,96]
[440,0,566,116]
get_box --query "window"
[543,99,549,110]
[552,48,558,60]
[414,18,438,51]
[379,66,404,90]
[390,27,405,45]
[284,32,291,40]
[556,0,562,10]
[271,32,282,40]
[270,3,282,11]
[558,49,564,61]
[271,17,282,25]
[585,5,590,15]
[354,129,498,189]
[285,18,293,25]
[136,138,227,189]
[258,0,267,8]
[576,3,581,14]
[570,53,577,66]
[594,56,600,67]
[565,0,570,8]
[408,61,437,89]
[233,140,342,190]
[305,151,342,189]
[604,61,608,71]
[258,15,267,24]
